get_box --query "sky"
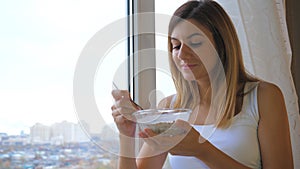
[0,0,128,135]
[0,0,187,135]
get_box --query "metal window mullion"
[127,0,133,93]
[132,0,156,109]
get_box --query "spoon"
[112,82,143,110]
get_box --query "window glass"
[0,0,126,167]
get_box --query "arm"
[200,82,293,168]
[113,91,173,169]
[168,123,254,169]
[111,90,139,169]
[118,135,138,169]
[137,144,168,169]
[139,93,255,168]
[257,82,293,168]
[168,82,293,169]
[135,95,174,169]
[118,135,168,169]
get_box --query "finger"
[169,150,180,156]
[112,107,136,122]
[115,98,135,109]
[112,91,143,111]
[142,131,176,152]
[114,115,126,124]
[140,132,160,148]
[111,90,131,100]
[112,109,121,119]
[144,128,158,137]
[113,99,139,118]
[116,106,136,117]
[138,131,148,138]
[112,108,129,118]
[173,120,206,143]
[174,119,191,131]
[198,135,207,144]
[116,98,143,111]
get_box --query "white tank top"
[168,82,262,169]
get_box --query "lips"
[181,63,198,70]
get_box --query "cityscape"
[0,121,120,169]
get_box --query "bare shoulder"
[257,81,286,118]
[256,83,293,168]
[257,81,284,102]
[157,94,176,109]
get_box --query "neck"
[196,80,211,105]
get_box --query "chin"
[182,75,196,81]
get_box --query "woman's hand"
[111,90,142,137]
[169,120,207,156]
[139,119,207,156]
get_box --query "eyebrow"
[170,37,178,41]
[171,32,204,41]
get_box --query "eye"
[171,38,181,51]
[172,44,181,50]
[189,41,203,47]
[187,33,204,47]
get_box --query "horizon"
[0,120,79,136]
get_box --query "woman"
[111,0,293,168]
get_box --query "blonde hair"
[168,0,257,127]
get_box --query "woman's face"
[170,19,218,81]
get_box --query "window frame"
[130,0,156,109]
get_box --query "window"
[131,0,187,108]
[0,0,127,168]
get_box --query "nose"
[178,43,192,60]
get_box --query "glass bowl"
[132,108,192,136]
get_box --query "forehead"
[171,19,213,40]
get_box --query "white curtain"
[216,0,300,168]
